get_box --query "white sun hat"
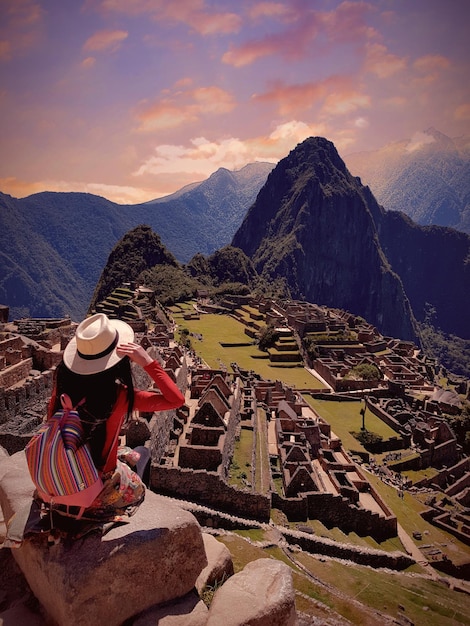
[63,313,134,375]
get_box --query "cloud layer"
[0,0,468,202]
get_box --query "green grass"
[176,312,325,389]
[306,397,399,452]
[293,550,470,626]
[366,472,470,567]
[229,429,253,488]
[254,409,271,494]
[216,534,470,625]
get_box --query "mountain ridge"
[0,163,273,320]
[345,128,470,233]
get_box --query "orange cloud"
[89,0,241,35]
[83,29,128,52]
[364,42,407,78]
[224,1,376,67]
[454,103,470,121]
[413,54,451,73]
[80,56,96,69]
[135,85,236,132]
[253,76,369,117]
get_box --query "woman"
[48,312,185,519]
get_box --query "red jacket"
[48,360,185,473]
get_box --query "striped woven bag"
[25,394,103,519]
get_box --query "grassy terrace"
[306,396,399,454]
[217,533,470,625]
[171,307,325,389]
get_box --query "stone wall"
[151,465,270,522]
[282,528,414,570]
[272,490,396,541]
[0,368,54,426]
[148,408,177,464]
[413,458,470,490]
[178,444,222,471]
[0,359,33,393]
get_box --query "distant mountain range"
[345,128,470,233]
[1,131,469,347]
[0,162,273,321]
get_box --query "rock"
[0,603,45,626]
[0,547,43,624]
[0,452,208,626]
[133,590,208,625]
[0,451,35,525]
[195,534,234,594]
[206,558,296,626]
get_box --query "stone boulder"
[133,590,208,625]
[0,450,34,529]
[206,558,297,626]
[195,533,234,594]
[0,452,208,626]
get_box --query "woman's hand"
[116,342,154,368]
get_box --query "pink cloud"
[223,1,377,67]
[89,0,241,35]
[0,40,12,61]
[83,29,128,53]
[253,76,369,117]
[364,42,407,78]
[0,0,44,60]
[135,85,236,132]
[247,2,295,21]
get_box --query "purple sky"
[1,0,469,203]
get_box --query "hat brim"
[63,319,135,375]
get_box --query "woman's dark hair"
[52,357,135,466]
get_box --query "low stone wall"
[414,458,470,491]
[0,360,33,395]
[421,507,470,546]
[272,490,396,541]
[151,465,270,522]
[179,444,222,471]
[282,528,414,570]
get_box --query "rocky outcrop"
[0,451,296,625]
[207,558,297,626]
[232,137,419,342]
[232,136,470,342]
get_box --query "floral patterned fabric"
[83,447,145,520]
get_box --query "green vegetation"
[229,430,253,488]
[447,402,470,454]
[420,322,470,378]
[216,534,470,625]
[306,398,398,453]
[346,363,381,381]
[171,309,325,389]
[351,429,383,447]
[89,225,181,311]
[258,325,280,351]
[254,408,271,494]
[367,472,470,567]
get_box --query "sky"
[0,0,469,204]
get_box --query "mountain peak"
[232,136,419,342]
